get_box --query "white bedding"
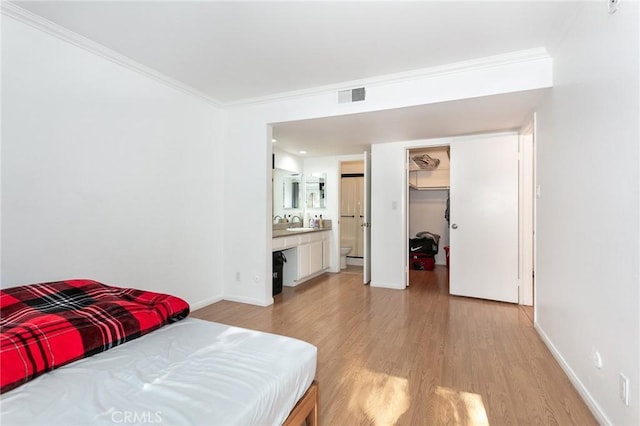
[0,318,317,426]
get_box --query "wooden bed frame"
[283,380,318,426]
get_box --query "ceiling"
[272,89,548,157]
[15,1,577,103]
[12,1,579,157]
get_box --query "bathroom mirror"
[305,173,326,209]
[273,169,301,218]
[283,174,301,209]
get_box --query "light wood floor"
[192,267,596,425]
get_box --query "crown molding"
[1,1,550,109]
[226,47,551,107]
[1,1,222,107]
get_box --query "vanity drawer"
[298,234,311,244]
[272,237,286,251]
[284,237,299,248]
[273,230,330,251]
[272,236,300,251]
[308,232,324,243]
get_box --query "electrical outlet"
[592,349,603,369]
[619,373,630,406]
[608,0,619,14]
[235,272,240,282]
[254,275,260,283]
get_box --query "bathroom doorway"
[339,160,365,276]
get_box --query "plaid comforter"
[0,279,190,394]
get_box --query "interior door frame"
[338,157,368,275]
[363,151,372,284]
[518,117,535,307]
[404,148,410,287]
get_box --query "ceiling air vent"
[338,87,366,104]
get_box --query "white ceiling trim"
[1,2,221,107]
[226,47,550,108]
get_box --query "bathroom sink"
[286,227,315,232]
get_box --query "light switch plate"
[619,373,630,405]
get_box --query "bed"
[0,280,318,425]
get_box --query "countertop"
[272,226,332,238]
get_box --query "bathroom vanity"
[272,227,331,286]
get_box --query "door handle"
[451,224,458,229]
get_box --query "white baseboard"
[190,296,223,311]
[534,322,611,425]
[285,269,329,287]
[223,294,273,307]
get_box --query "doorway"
[404,133,535,305]
[340,160,365,273]
[407,146,451,285]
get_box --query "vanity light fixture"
[271,138,277,143]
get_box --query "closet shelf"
[409,184,450,191]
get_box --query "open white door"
[449,135,519,303]
[363,151,372,284]
[519,116,535,306]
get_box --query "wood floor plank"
[192,266,596,425]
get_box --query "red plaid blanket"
[0,279,189,394]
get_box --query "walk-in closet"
[408,147,450,268]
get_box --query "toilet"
[340,247,352,269]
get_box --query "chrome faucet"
[273,215,283,224]
[291,215,302,223]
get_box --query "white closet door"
[449,135,519,303]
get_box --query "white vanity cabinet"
[297,244,310,279]
[322,239,330,269]
[273,230,330,286]
[307,239,324,277]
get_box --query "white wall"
[223,51,553,305]
[409,189,449,265]
[273,147,303,173]
[535,2,639,425]
[370,140,411,288]
[1,16,225,309]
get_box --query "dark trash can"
[272,251,287,296]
